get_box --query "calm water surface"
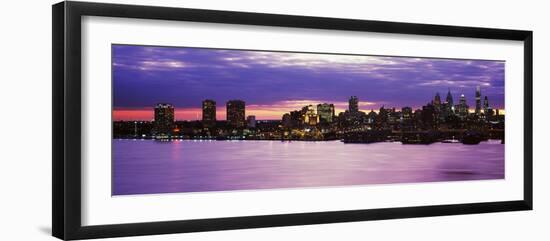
[113,140,504,195]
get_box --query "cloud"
[112,45,505,118]
[417,79,492,87]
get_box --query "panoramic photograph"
[112,44,505,196]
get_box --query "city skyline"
[114,90,504,121]
[113,45,505,121]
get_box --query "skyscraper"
[303,105,319,126]
[442,88,455,118]
[458,94,469,118]
[226,100,246,127]
[202,99,216,127]
[483,96,489,115]
[421,104,436,128]
[153,103,175,136]
[349,96,359,113]
[433,92,442,115]
[434,93,441,106]
[475,86,482,115]
[317,103,335,123]
[289,110,303,127]
[445,88,454,106]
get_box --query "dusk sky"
[113,45,505,121]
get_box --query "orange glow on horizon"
[113,103,505,121]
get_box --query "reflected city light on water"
[112,139,504,196]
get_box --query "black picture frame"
[52,1,533,240]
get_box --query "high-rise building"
[226,100,246,127]
[421,104,436,128]
[202,99,216,127]
[483,96,489,115]
[445,88,455,115]
[247,115,256,128]
[153,103,175,136]
[302,105,319,126]
[446,88,454,106]
[434,93,441,106]
[475,86,482,115]
[317,103,335,123]
[289,110,303,128]
[458,94,469,118]
[433,92,442,115]
[349,96,359,113]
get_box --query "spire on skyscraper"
[445,88,454,106]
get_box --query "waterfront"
[112,139,504,195]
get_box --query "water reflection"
[112,140,504,195]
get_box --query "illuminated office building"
[153,103,175,135]
[202,99,216,127]
[317,103,335,123]
[227,100,246,127]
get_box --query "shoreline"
[113,137,504,145]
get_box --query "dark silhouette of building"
[433,92,442,119]
[483,96,489,117]
[247,115,256,128]
[227,100,246,127]
[349,96,359,113]
[446,88,454,107]
[440,89,455,120]
[366,109,377,124]
[434,92,441,106]
[289,110,303,127]
[475,86,482,115]
[402,107,413,121]
[317,103,335,123]
[202,99,216,128]
[282,113,292,128]
[401,106,413,130]
[153,103,175,136]
[421,104,436,128]
[376,106,389,127]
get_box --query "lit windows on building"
[317,103,335,123]
[227,100,246,128]
[153,103,175,136]
[202,99,216,127]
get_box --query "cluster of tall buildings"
[153,99,256,135]
[430,87,495,121]
[201,99,257,128]
[281,103,335,128]
[277,86,500,131]
[149,86,501,137]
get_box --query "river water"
[112,139,504,195]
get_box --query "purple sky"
[112,44,504,120]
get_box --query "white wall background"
[0,0,547,240]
